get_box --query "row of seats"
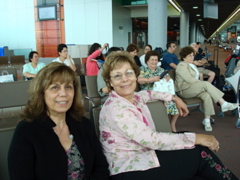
[0,55,25,66]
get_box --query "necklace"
[56,123,74,140]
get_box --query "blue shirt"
[162,52,179,69]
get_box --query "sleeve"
[97,68,107,97]
[88,50,102,61]
[22,64,30,74]
[176,63,199,84]
[83,119,110,180]
[8,121,36,179]
[163,54,173,64]
[139,90,173,103]
[108,104,195,151]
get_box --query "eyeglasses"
[62,50,68,53]
[110,69,135,81]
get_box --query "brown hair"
[126,43,139,53]
[179,46,195,61]
[21,62,84,122]
[102,51,140,92]
[144,50,160,64]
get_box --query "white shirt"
[52,57,75,66]
[189,63,199,79]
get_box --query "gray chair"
[0,56,9,66]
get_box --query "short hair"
[166,42,175,50]
[179,46,195,61]
[196,42,201,45]
[126,43,139,53]
[145,44,152,50]
[102,51,140,92]
[21,62,84,122]
[57,44,68,53]
[28,51,38,62]
[105,47,122,57]
[145,50,160,64]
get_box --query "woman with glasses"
[138,50,179,132]
[52,44,76,71]
[175,46,238,132]
[99,51,238,180]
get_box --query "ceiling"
[175,0,240,37]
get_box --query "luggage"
[205,49,221,89]
[225,57,240,77]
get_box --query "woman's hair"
[28,51,38,62]
[126,43,139,53]
[21,62,84,122]
[88,43,104,60]
[179,46,195,61]
[144,50,160,64]
[145,44,152,50]
[102,51,140,92]
[57,44,68,53]
[105,47,122,57]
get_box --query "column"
[180,11,189,48]
[190,22,196,44]
[148,0,168,49]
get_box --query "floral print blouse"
[99,90,196,175]
[67,141,85,180]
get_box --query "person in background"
[22,51,45,80]
[161,42,179,70]
[86,43,108,76]
[52,44,76,72]
[190,42,215,83]
[126,43,141,67]
[175,46,238,132]
[138,50,179,132]
[140,44,153,67]
[97,47,122,104]
[99,51,238,180]
[8,62,109,180]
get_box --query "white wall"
[64,0,113,47]
[0,0,36,50]
[112,0,132,49]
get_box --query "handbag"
[152,78,175,95]
[0,70,14,83]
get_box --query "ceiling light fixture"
[211,6,240,37]
[196,14,200,16]
[193,6,198,9]
[168,0,182,12]
[198,19,202,21]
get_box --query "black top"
[134,56,142,67]
[8,114,109,180]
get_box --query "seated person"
[99,51,239,180]
[23,51,45,80]
[161,42,179,69]
[190,42,215,83]
[137,50,179,132]
[52,44,76,71]
[8,62,109,179]
[140,44,158,67]
[86,43,108,76]
[97,47,122,104]
[175,46,238,131]
[126,43,141,67]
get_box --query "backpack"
[154,47,164,58]
[225,58,240,77]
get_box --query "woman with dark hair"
[22,51,45,79]
[126,43,141,67]
[8,62,109,179]
[53,44,76,71]
[175,46,238,131]
[86,43,108,76]
[99,51,238,180]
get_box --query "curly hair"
[144,50,160,64]
[102,51,140,92]
[179,46,195,61]
[21,62,84,122]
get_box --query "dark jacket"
[8,114,109,180]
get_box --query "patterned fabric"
[99,90,196,175]
[67,141,86,180]
[139,66,178,115]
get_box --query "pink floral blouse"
[99,90,196,175]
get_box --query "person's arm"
[137,76,160,85]
[176,63,199,84]
[67,55,76,71]
[169,63,177,69]
[8,121,35,179]
[97,69,110,97]
[22,64,36,78]
[195,134,220,152]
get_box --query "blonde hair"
[21,62,84,122]
[102,51,140,92]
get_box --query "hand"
[201,58,208,64]
[67,54,71,61]
[164,76,171,82]
[195,134,220,152]
[173,96,189,117]
[150,76,160,82]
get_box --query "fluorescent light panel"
[168,0,182,12]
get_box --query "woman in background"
[22,51,45,80]
[8,62,109,180]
